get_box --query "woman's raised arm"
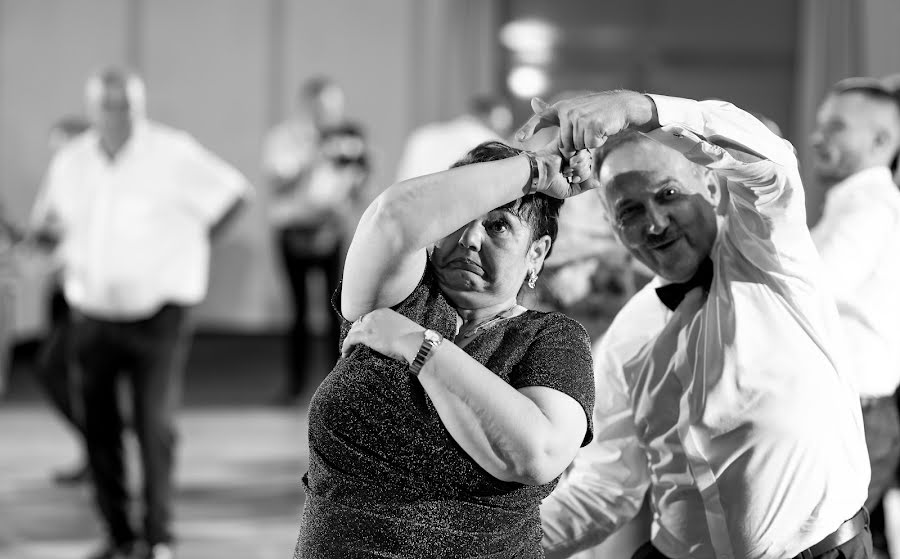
[340,144,594,321]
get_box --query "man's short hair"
[302,76,338,99]
[596,129,650,164]
[832,77,900,172]
[84,68,147,118]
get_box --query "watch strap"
[409,330,440,376]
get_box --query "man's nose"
[809,128,824,148]
[458,222,483,250]
[646,206,670,235]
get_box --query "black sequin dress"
[294,262,595,558]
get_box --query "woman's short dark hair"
[451,141,564,262]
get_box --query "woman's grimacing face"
[431,206,548,310]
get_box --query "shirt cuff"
[647,94,706,134]
[643,95,728,161]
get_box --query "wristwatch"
[409,329,443,376]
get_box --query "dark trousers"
[277,229,341,396]
[860,395,900,553]
[34,289,83,436]
[631,527,873,559]
[74,304,191,546]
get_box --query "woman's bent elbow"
[507,455,570,486]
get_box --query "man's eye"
[660,187,679,199]
[616,207,639,223]
[487,220,509,233]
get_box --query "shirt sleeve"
[30,150,68,231]
[262,123,316,181]
[511,314,595,446]
[644,94,811,276]
[175,134,251,225]
[540,335,651,559]
[811,191,899,299]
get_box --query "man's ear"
[703,170,729,215]
[873,127,890,151]
[873,126,900,162]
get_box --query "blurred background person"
[32,67,251,559]
[262,76,370,405]
[394,94,513,181]
[809,76,900,559]
[0,199,22,396]
[27,114,92,486]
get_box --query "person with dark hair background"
[262,76,369,404]
[294,140,597,558]
[395,94,513,182]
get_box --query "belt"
[795,508,868,559]
[860,395,894,410]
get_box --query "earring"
[527,269,538,289]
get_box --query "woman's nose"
[458,222,483,250]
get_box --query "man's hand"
[516,91,659,153]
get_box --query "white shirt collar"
[827,166,894,200]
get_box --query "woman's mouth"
[448,258,484,274]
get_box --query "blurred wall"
[4,0,898,333]
[0,0,501,332]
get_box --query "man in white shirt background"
[809,76,900,559]
[394,94,512,182]
[33,68,250,559]
[518,90,872,559]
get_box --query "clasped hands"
[519,89,651,199]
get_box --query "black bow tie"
[655,258,714,311]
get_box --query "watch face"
[423,329,443,345]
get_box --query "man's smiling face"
[600,138,719,283]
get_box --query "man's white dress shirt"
[38,120,249,320]
[394,115,501,182]
[811,166,900,398]
[541,96,870,559]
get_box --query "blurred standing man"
[33,68,250,559]
[810,77,900,559]
[263,76,369,403]
[519,91,872,558]
[394,94,512,181]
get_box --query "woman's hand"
[341,308,424,363]
[530,130,599,199]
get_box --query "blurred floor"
[4,333,900,559]
[0,333,330,559]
